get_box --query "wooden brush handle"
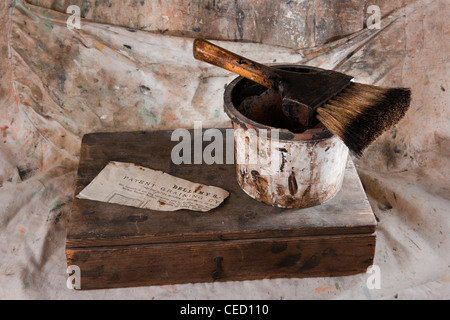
[193,39,280,90]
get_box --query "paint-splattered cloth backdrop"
[0,0,449,299]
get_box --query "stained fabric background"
[0,0,449,299]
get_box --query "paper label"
[76,161,230,212]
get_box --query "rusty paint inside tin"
[224,65,334,142]
[224,65,349,209]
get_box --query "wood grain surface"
[67,130,376,248]
[67,234,375,290]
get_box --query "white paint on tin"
[233,125,349,209]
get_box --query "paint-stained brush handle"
[193,39,280,90]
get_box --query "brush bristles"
[316,83,411,157]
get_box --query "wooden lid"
[66,130,376,249]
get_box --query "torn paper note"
[76,161,230,212]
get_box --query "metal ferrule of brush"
[278,67,354,128]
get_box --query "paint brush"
[193,39,411,156]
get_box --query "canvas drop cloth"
[0,0,449,299]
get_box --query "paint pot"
[224,65,349,209]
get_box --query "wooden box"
[66,130,376,290]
